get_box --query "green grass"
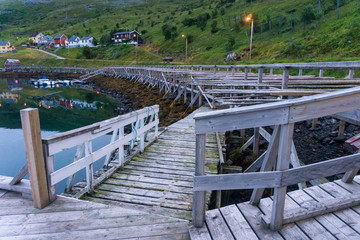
[0,0,359,67]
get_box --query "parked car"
[163,57,173,62]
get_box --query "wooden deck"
[85,107,219,220]
[0,191,189,240]
[190,175,360,240]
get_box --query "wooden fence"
[0,105,159,209]
[192,86,360,231]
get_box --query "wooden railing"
[14,105,159,209]
[192,86,360,230]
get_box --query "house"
[79,36,95,47]
[0,92,20,104]
[4,59,21,71]
[0,41,15,53]
[38,35,54,47]
[29,33,44,45]
[54,34,69,47]
[68,35,80,48]
[112,30,142,45]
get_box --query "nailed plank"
[205,209,235,240]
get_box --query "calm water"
[0,78,122,193]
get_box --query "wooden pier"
[2,61,360,239]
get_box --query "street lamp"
[182,34,188,62]
[246,14,254,61]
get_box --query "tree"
[161,24,178,41]
[82,47,93,59]
[301,5,316,24]
[211,20,218,34]
[100,34,111,45]
[225,36,235,52]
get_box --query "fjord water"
[0,78,122,193]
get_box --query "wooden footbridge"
[2,61,360,239]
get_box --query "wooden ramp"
[0,191,189,240]
[86,107,220,220]
[190,176,360,240]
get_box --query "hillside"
[0,0,359,66]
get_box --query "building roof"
[69,35,79,42]
[0,41,9,46]
[5,59,21,64]
[54,34,64,39]
[80,36,93,41]
[112,30,139,36]
[29,32,40,37]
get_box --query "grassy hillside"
[0,0,359,66]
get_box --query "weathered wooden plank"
[205,209,235,240]
[220,205,258,239]
[20,108,49,209]
[188,225,212,240]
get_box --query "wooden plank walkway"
[190,175,360,240]
[86,107,219,220]
[0,191,189,240]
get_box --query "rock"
[330,118,337,124]
[322,137,331,144]
[333,136,346,143]
[346,125,357,133]
[226,160,233,166]
[295,129,301,133]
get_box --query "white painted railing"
[15,106,159,209]
[192,86,360,230]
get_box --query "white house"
[68,35,80,48]
[38,35,54,46]
[29,33,44,45]
[79,36,94,47]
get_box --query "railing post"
[119,127,125,166]
[298,69,303,76]
[192,133,207,227]
[319,69,324,78]
[244,68,248,80]
[140,118,145,152]
[85,141,94,193]
[282,68,290,90]
[20,108,50,209]
[270,123,294,231]
[258,68,263,83]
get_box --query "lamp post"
[134,33,138,64]
[182,34,188,62]
[246,14,254,61]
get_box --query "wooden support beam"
[65,144,84,192]
[192,134,207,227]
[244,68,248,81]
[338,120,346,137]
[20,108,50,209]
[250,126,280,205]
[253,128,260,156]
[270,123,294,231]
[281,68,290,89]
[85,141,94,193]
[10,163,28,185]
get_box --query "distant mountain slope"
[0,0,359,64]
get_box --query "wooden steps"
[87,107,220,221]
[0,192,189,240]
[190,176,360,240]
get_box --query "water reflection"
[0,78,122,193]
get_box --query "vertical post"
[119,127,125,166]
[192,133,206,227]
[279,16,281,36]
[199,88,203,107]
[20,108,50,209]
[319,69,324,77]
[299,69,303,76]
[244,68,248,80]
[290,11,293,32]
[337,0,340,19]
[154,113,159,140]
[269,20,272,39]
[270,123,294,231]
[140,118,145,152]
[249,19,254,60]
[258,68,263,83]
[338,120,346,137]
[282,68,289,89]
[85,141,94,193]
[270,68,273,75]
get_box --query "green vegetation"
[0,0,359,66]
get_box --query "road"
[32,48,66,59]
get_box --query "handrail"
[192,86,360,231]
[41,105,159,203]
